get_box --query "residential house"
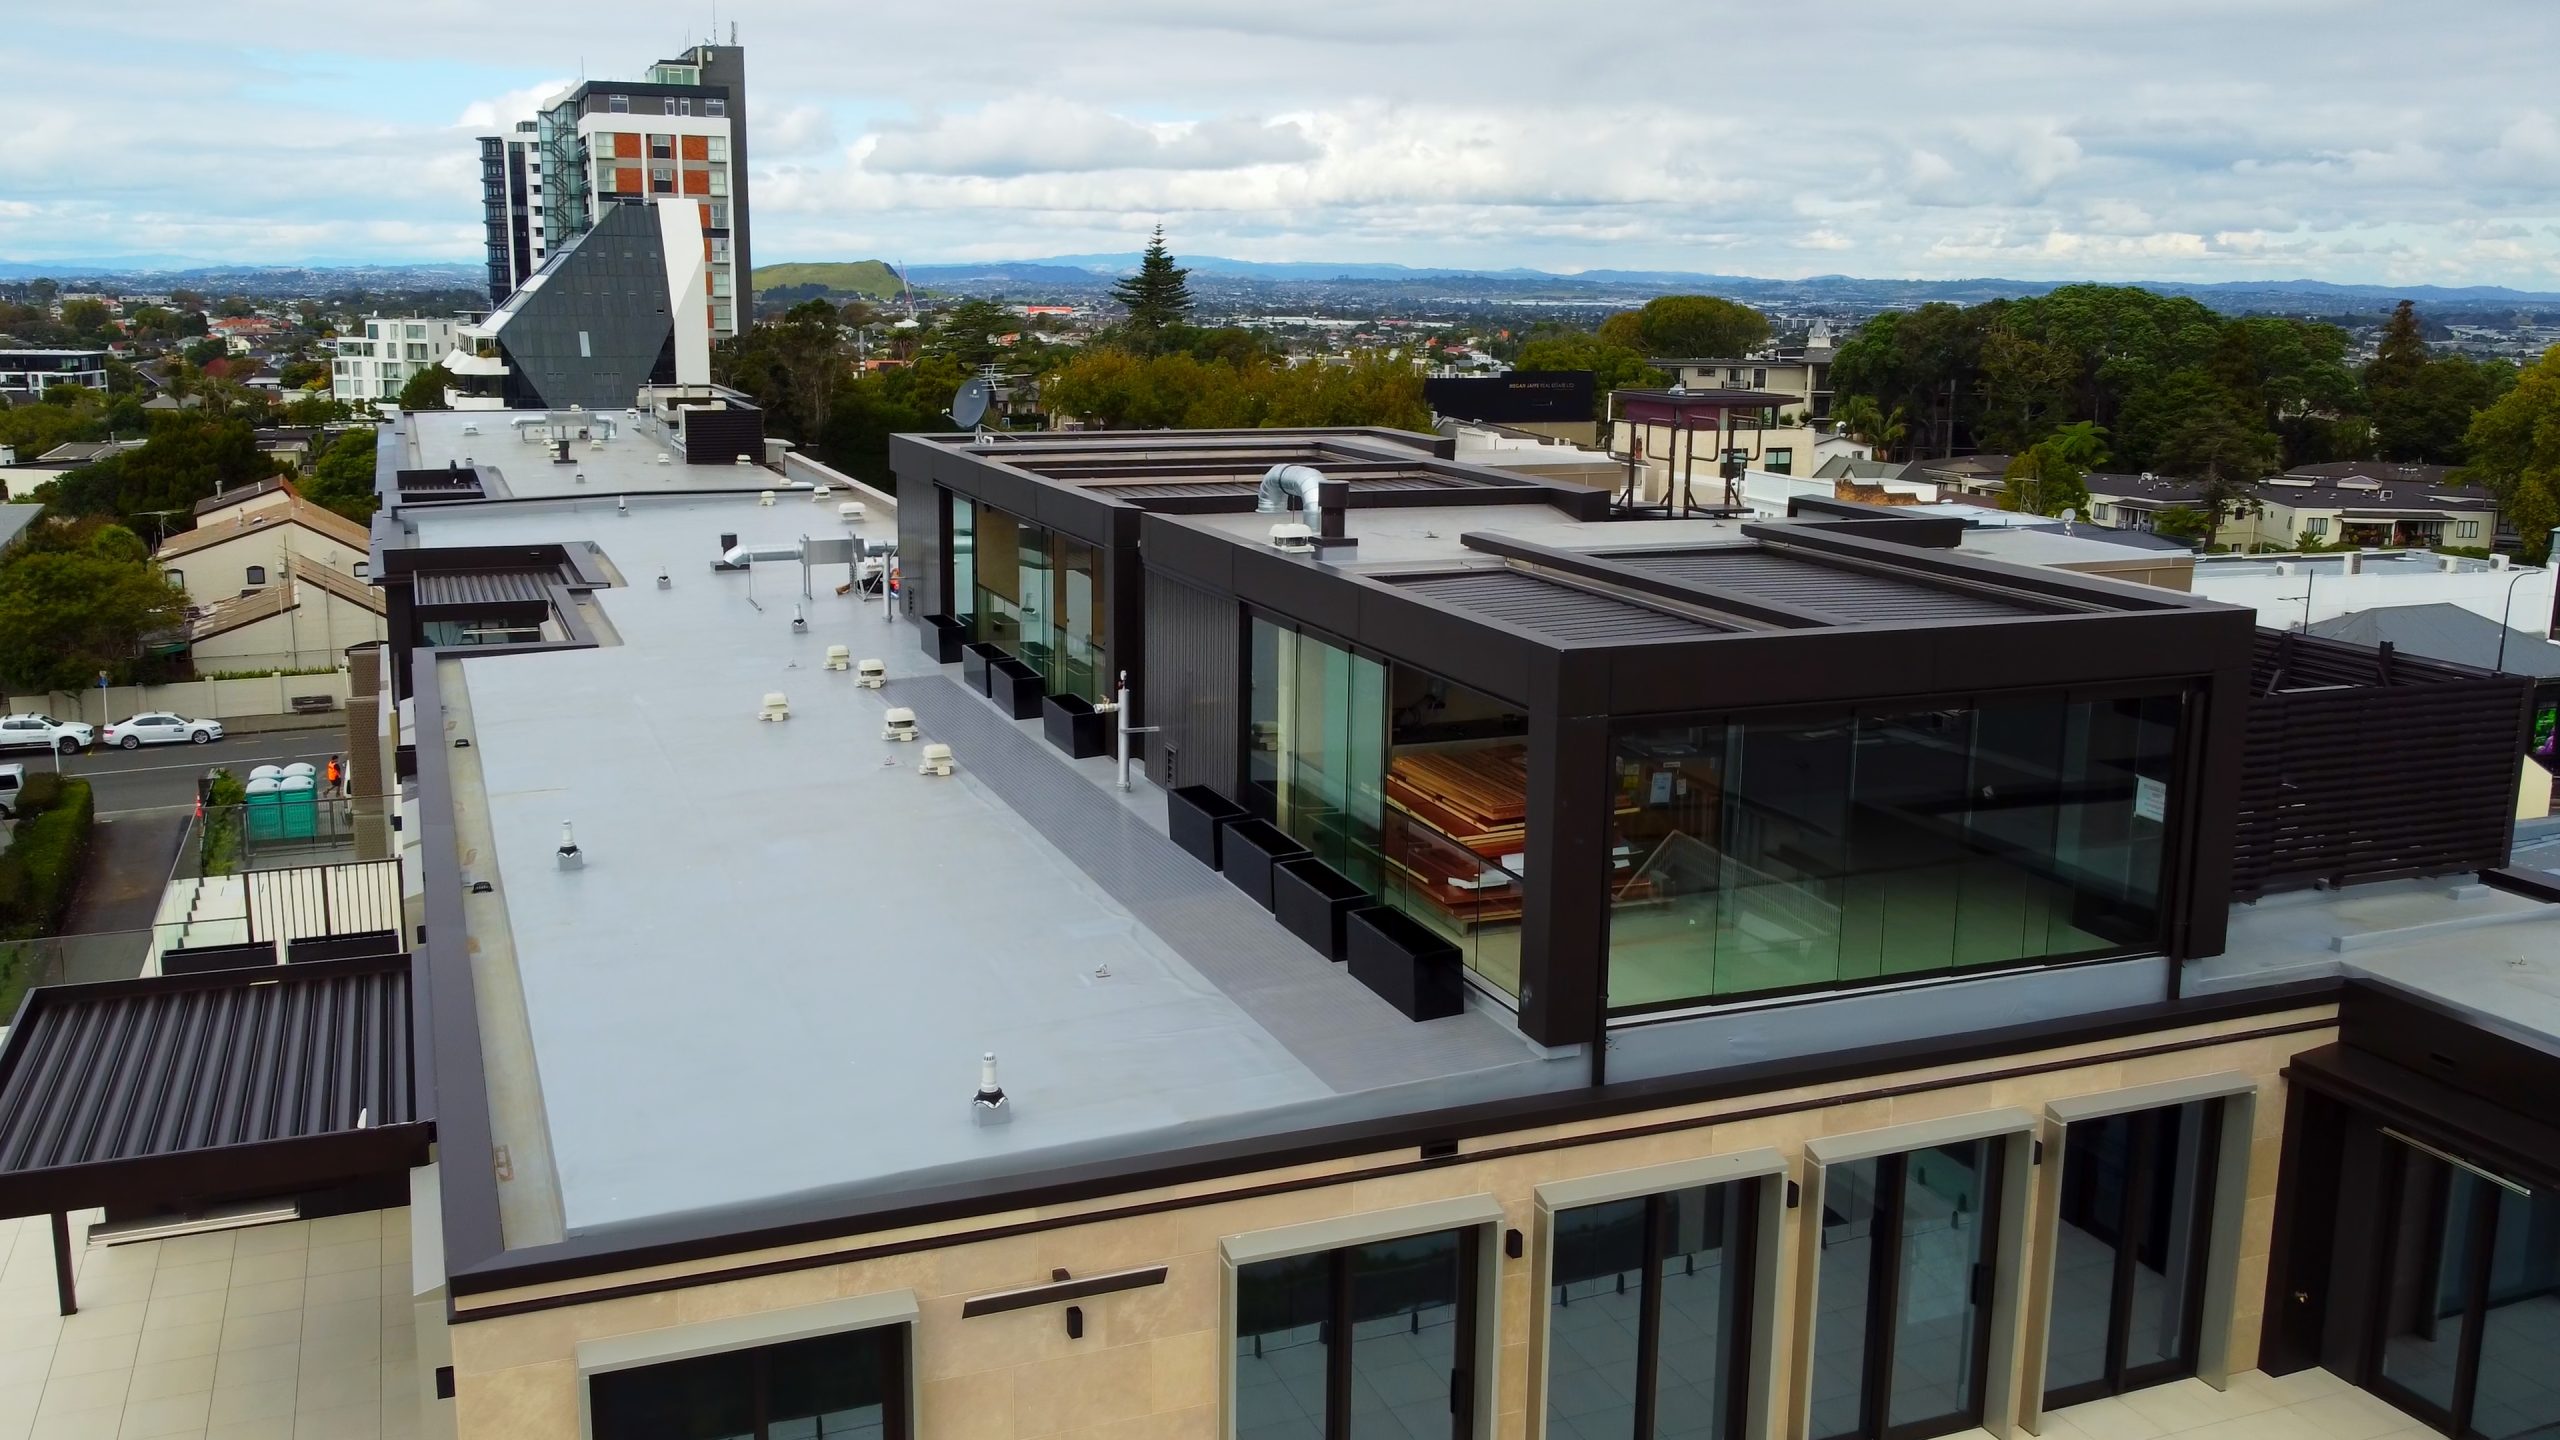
[155,487,377,614]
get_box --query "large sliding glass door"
[1234,1227,1483,1439]
[1811,1139,2008,1440]
[957,499,1109,701]
[1544,1180,1759,1438]
[2043,1101,2223,1409]
[2368,1138,2560,1439]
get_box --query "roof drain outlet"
[971,1052,1011,1126]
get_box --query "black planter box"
[1346,907,1465,1021]
[962,641,1007,696]
[1273,857,1372,962]
[286,930,403,964]
[922,614,968,664]
[160,940,280,976]
[1042,693,1110,759]
[1220,819,1309,911]
[990,658,1045,720]
[1167,786,1248,869]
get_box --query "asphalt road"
[8,731,348,816]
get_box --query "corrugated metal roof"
[1391,569,1729,642]
[1607,547,2037,624]
[415,570,555,607]
[0,960,414,1183]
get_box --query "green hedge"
[0,777,93,936]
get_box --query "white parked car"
[102,712,225,748]
[0,714,93,755]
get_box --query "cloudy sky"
[10,0,2560,284]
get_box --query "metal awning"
[0,955,428,1314]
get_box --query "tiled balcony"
[0,1208,417,1440]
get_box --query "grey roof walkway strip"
[880,674,1532,1092]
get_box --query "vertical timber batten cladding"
[2232,630,2533,899]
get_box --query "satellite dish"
[950,378,993,431]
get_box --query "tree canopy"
[1039,349,1428,431]
[1109,227,1196,346]
[301,428,382,523]
[37,416,286,527]
[1596,295,1770,359]
[0,519,187,692]
[396,364,455,412]
[2458,344,2560,564]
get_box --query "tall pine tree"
[1111,227,1195,346]
[2364,300,2428,398]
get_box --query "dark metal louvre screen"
[0,961,414,1175]
[414,570,556,607]
[1610,547,2035,622]
[2232,631,2531,899]
[1393,569,1727,643]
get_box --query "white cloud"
[454,80,569,133]
[7,0,2560,282]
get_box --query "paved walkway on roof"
[882,674,1537,1094]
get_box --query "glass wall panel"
[1347,1231,1468,1439]
[947,493,974,632]
[1237,1251,1333,1440]
[1888,1142,1996,1434]
[1545,1184,1754,1440]
[764,1331,896,1439]
[1653,1184,1749,1438]
[1236,1229,1478,1440]
[971,507,1024,653]
[1810,1158,1880,1440]
[1607,693,2180,1013]
[1381,668,1531,997]
[2045,1101,2221,1408]
[2474,1186,2560,1440]
[1015,519,1053,677]
[1246,622,1388,901]
[2376,1151,2484,1420]
[1051,534,1106,700]
[1546,1199,1648,1435]
[1812,1142,2008,1440]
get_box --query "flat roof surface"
[1170,504,1756,568]
[2188,873,2560,1058]
[408,492,1569,1234]
[404,409,778,501]
[2198,550,2527,579]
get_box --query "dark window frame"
[1234,1225,1487,1439]
[1816,1142,2012,1440]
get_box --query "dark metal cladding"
[413,570,558,608]
[1604,546,2040,624]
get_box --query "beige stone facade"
[437,1006,2332,1439]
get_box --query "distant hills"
[810,254,2560,316]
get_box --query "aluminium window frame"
[1220,1194,1504,1440]
[1795,1109,2038,1440]
[1529,1148,1788,1440]
[573,1289,919,1440]
[2020,1073,2257,1430]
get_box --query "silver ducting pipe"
[1254,463,1328,529]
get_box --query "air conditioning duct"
[1254,464,1328,532]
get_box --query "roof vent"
[882,707,918,741]
[760,691,790,722]
[970,1052,1010,1125]
[919,742,954,777]
[1269,523,1314,553]
[556,822,583,871]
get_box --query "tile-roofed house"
[154,499,378,642]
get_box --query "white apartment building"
[331,316,461,406]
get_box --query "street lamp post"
[2495,564,2538,673]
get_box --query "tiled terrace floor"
[0,1208,416,1440]
[2046,1368,2440,1440]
